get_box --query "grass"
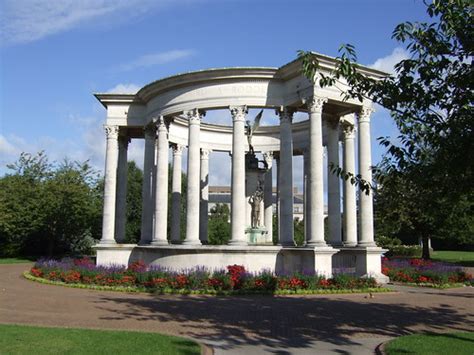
[0,257,35,264]
[431,250,474,267]
[0,324,201,355]
[385,332,474,355]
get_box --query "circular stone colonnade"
[94,52,389,282]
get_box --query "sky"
[0,0,430,190]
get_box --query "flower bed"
[27,258,387,294]
[382,257,473,287]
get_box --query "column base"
[314,246,338,278]
[279,241,296,247]
[181,240,202,246]
[354,246,389,284]
[99,239,117,245]
[357,241,377,247]
[343,242,357,247]
[228,240,248,246]
[306,241,328,248]
[150,240,169,246]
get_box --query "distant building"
[209,186,326,221]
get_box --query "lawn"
[0,324,201,355]
[0,257,35,264]
[385,332,474,355]
[431,250,474,267]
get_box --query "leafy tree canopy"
[298,0,473,256]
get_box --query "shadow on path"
[94,293,474,351]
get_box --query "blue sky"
[0,0,429,188]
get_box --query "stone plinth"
[94,244,388,283]
[246,227,271,245]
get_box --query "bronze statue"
[249,184,264,228]
[246,109,263,155]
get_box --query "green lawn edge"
[0,323,202,355]
[0,258,35,264]
[384,332,474,355]
[23,271,392,295]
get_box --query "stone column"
[152,117,169,245]
[140,124,156,244]
[170,144,183,243]
[101,125,120,244]
[358,107,376,246]
[263,151,273,238]
[200,149,211,244]
[303,148,310,243]
[229,105,247,245]
[277,107,295,246]
[115,135,130,243]
[306,97,328,247]
[342,122,357,246]
[275,156,280,242]
[327,118,342,246]
[183,109,203,245]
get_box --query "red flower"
[227,265,246,289]
[207,278,224,289]
[418,276,429,283]
[319,279,331,287]
[30,268,43,278]
[128,260,147,272]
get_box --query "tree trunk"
[421,235,431,260]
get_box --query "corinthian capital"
[154,116,169,132]
[358,106,374,123]
[200,148,211,159]
[172,144,184,155]
[341,122,356,139]
[104,125,120,139]
[277,106,295,123]
[305,96,328,113]
[185,108,205,125]
[229,105,248,122]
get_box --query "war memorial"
[94,52,389,283]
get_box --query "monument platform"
[95,244,389,282]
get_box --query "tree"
[299,0,473,258]
[207,203,231,245]
[0,152,102,257]
[124,161,143,243]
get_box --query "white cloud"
[106,83,141,94]
[0,0,199,45]
[0,134,20,158]
[116,50,195,72]
[369,47,409,74]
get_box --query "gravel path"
[1,263,473,354]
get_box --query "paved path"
[1,264,473,354]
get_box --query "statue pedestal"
[246,227,272,245]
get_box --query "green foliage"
[388,245,422,258]
[299,0,474,256]
[0,152,102,257]
[376,235,422,257]
[207,203,231,244]
[294,218,305,246]
[376,235,402,248]
[124,161,143,243]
